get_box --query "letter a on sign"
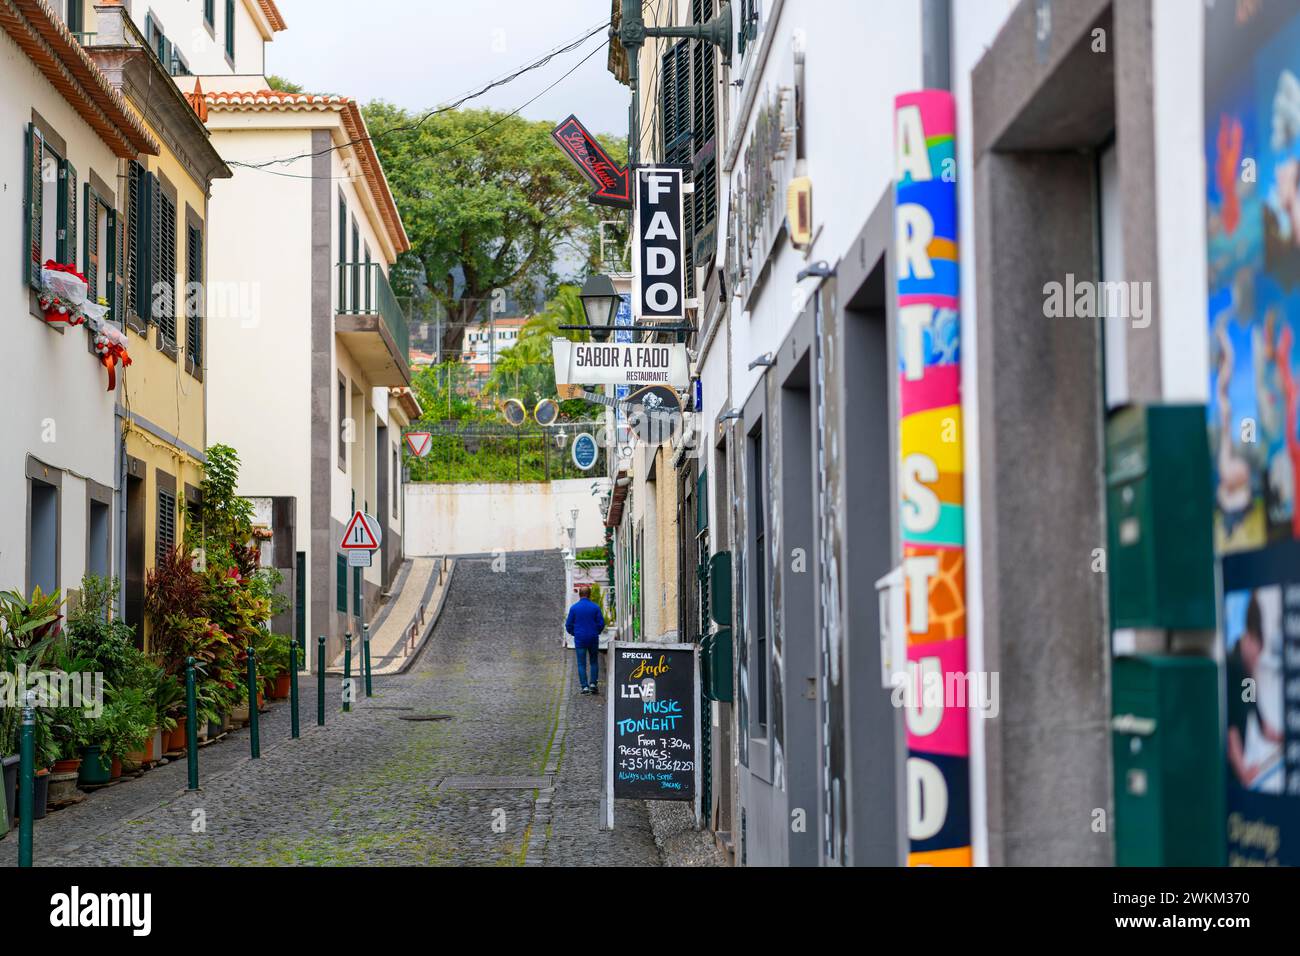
[404,431,432,457]
[340,511,379,550]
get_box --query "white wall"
[951,0,1021,871]
[205,124,313,543]
[1153,0,1209,403]
[121,0,271,76]
[0,29,121,594]
[404,480,607,557]
[725,0,924,414]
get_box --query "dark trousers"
[574,645,599,688]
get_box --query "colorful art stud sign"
[894,89,972,868]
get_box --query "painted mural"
[1204,0,1300,867]
[894,89,971,867]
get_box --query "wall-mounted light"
[748,352,775,370]
[796,260,835,281]
[719,408,743,422]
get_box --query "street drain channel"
[438,775,553,791]
[398,714,455,722]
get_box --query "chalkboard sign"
[606,642,699,809]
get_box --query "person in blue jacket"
[566,585,606,695]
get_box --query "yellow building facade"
[85,6,230,644]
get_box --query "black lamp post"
[579,273,620,341]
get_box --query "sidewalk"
[328,556,454,676]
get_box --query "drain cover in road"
[438,775,553,790]
[398,714,454,721]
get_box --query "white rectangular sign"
[551,339,689,388]
[633,166,685,322]
[347,550,373,568]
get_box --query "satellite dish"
[502,399,527,427]
[534,398,559,426]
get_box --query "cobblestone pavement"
[0,550,661,867]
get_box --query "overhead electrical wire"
[224,0,663,175]
[241,33,610,180]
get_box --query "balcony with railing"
[336,262,412,387]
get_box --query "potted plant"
[253,632,292,699]
[83,685,150,785]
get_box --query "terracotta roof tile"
[257,0,286,32]
[1,0,158,158]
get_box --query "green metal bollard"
[185,657,199,790]
[343,632,352,713]
[246,648,260,759]
[317,635,326,726]
[18,692,35,867]
[289,638,300,739]
[363,623,373,697]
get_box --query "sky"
[265,0,629,138]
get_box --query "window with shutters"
[338,374,348,471]
[204,0,215,29]
[337,192,347,307]
[336,554,347,612]
[737,0,762,60]
[156,489,176,564]
[691,0,720,271]
[225,0,236,62]
[155,188,178,349]
[23,124,78,292]
[660,40,693,295]
[186,221,203,372]
[125,161,157,333]
[82,183,115,306]
[660,40,692,167]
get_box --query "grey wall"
[970,0,1130,865]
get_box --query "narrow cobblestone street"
[1,552,660,867]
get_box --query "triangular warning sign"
[340,511,379,550]
[405,431,432,457]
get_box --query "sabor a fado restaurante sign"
[551,339,689,388]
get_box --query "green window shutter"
[186,224,202,365]
[82,182,97,297]
[660,40,691,166]
[157,190,177,342]
[59,159,76,267]
[691,0,719,264]
[225,0,235,59]
[23,124,42,288]
[126,162,139,317]
[106,205,119,321]
[148,172,161,324]
[336,554,347,612]
[697,467,708,533]
[157,490,176,563]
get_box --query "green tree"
[266,75,304,94]
[361,102,622,354]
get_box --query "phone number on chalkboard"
[617,758,695,772]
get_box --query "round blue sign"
[571,432,598,471]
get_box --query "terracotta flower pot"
[51,757,82,775]
[167,718,187,753]
[110,756,122,779]
[125,731,155,767]
[273,674,291,699]
[256,690,265,710]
